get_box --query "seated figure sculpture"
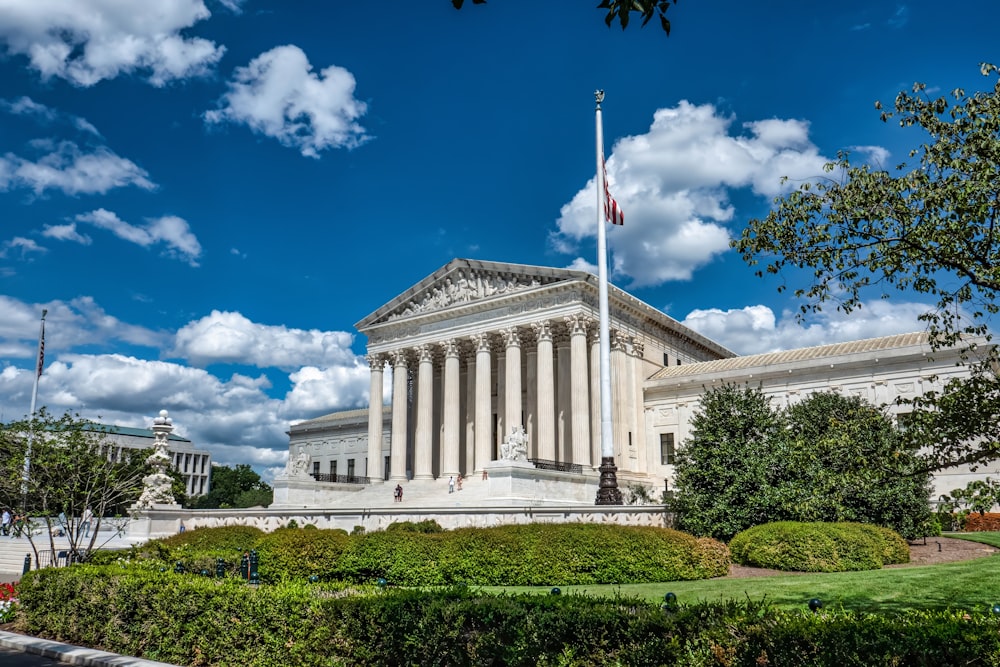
[500,425,529,462]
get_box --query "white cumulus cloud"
[205,45,369,158]
[0,0,227,86]
[173,310,358,369]
[553,101,832,288]
[75,209,202,266]
[681,299,934,355]
[0,142,154,195]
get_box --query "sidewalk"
[0,631,182,667]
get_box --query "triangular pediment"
[356,259,588,330]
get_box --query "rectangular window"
[312,461,320,477]
[660,433,676,465]
[663,352,670,366]
[676,359,682,366]
[347,459,356,478]
[330,460,337,477]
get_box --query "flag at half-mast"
[603,159,623,226]
[35,317,45,378]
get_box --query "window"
[660,433,676,465]
[676,358,682,366]
[896,412,913,431]
[312,461,320,477]
[330,460,338,477]
[347,459,356,478]
[663,352,670,366]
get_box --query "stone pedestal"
[484,460,599,504]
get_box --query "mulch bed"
[723,536,999,578]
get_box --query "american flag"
[603,160,623,226]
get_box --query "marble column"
[631,339,647,473]
[464,350,476,474]
[532,320,556,461]
[473,333,493,471]
[525,345,537,458]
[413,344,435,480]
[567,315,591,467]
[366,354,385,482]
[556,332,571,462]
[611,331,628,469]
[589,328,601,469]
[503,327,522,441]
[389,350,409,481]
[441,339,461,477]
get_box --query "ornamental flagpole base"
[595,456,623,505]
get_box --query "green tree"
[670,385,785,540]
[194,464,272,509]
[453,0,679,36]
[735,64,1000,482]
[670,388,933,540]
[780,393,933,539]
[0,410,148,563]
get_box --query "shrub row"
[962,512,1000,532]
[16,565,1000,667]
[729,522,909,572]
[131,523,730,585]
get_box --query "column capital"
[531,320,553,342]
[416,344,434,363]
[630,338,645,358]
[611,330,629,353]
[472,332,491,353]
[366,353,386,370]
[565,314,592,336]
[502,327,521,349]
[441,338,460,358]
[391,349,409,368]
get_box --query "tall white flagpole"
[22,309,47,503]
[594,90,622,505]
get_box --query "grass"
[483,533,1000,614]
[945,531,1000,548]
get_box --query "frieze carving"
[386,270,545,322]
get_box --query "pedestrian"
[482,468,488,480]
[448,476,455,494]
[456,474,463,491]
[394,483,403,502]
[1,509,10,536]
[81,506,94,538]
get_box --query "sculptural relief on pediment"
[386,269,551,321]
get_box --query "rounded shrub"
[729,521,909,572]
[254,527,349,582]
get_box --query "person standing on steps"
[448,476,455,494]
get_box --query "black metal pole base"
[595,456,623,505]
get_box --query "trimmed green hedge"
[138,523,729,585]
[729,522,910,572]
[15,565,1000,666]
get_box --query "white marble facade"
[283,258,994,506]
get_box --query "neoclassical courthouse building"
[274,258,995,508]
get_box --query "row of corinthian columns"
[367,315,631,482]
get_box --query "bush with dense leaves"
[729,522,909,572]
[333,523,729,585]
[671,387,934,541]
[14,565,1000,666]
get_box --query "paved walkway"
[0,631,182,666]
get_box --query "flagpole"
[22,309,47,504]
[594,90,622,505]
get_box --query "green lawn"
[945,531,1000,548]
[485,533,1000,614]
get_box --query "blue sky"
[1,1,995,477]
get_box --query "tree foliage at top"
[670,386,933,541]
[193,464,272,509]
[0,410,148,560]
[734,64,1000,479]
[452,0,679,37]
